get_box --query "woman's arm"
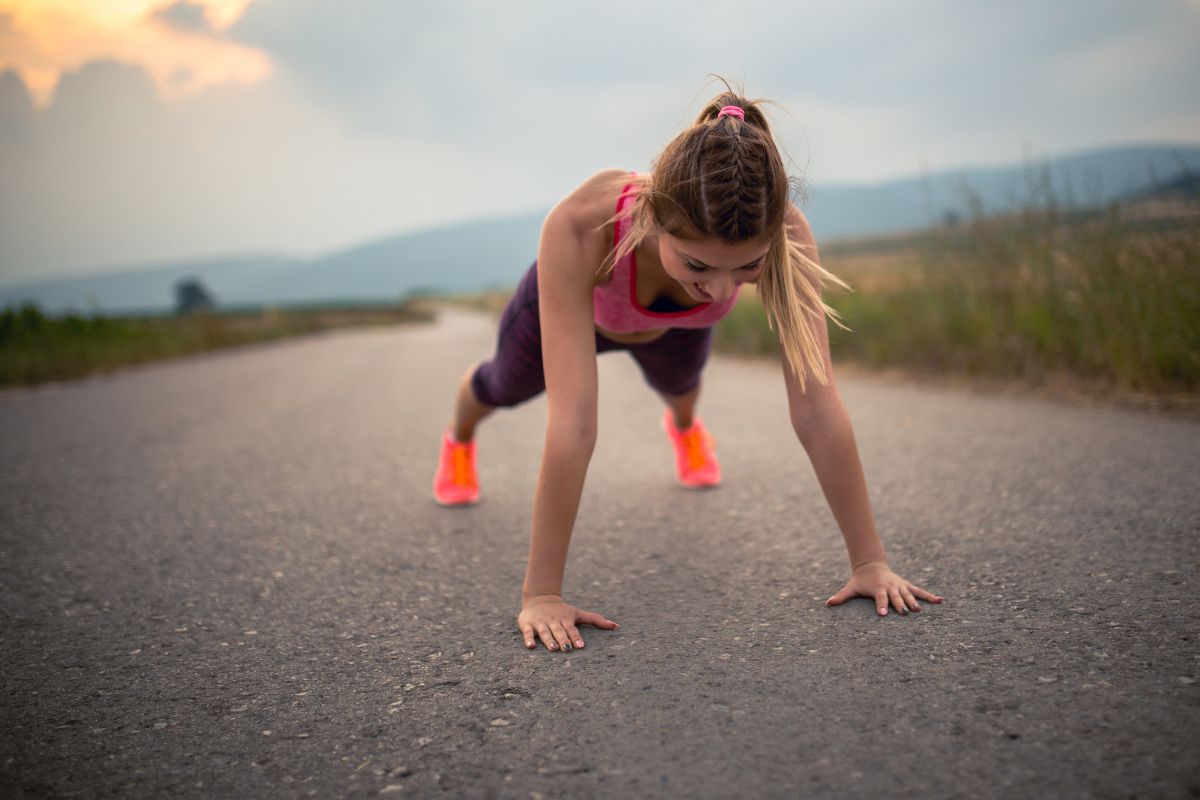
[520,187,603,602]
[780,207,887,569]
[516,171,625,652]
[781,206,944,615]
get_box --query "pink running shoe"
[662,409,721,488]
[433,430,479,506]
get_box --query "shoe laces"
[450,443,473,486]
[680,427,712,471]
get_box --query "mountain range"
[2,142,1196,315]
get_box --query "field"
[716,194,1200,409]
[0,302,435,387]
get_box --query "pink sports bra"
[592,173,741,334]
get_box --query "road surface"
[2,309,1198,798]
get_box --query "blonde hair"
[598,82,849,392]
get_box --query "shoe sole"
[433,494,480,508]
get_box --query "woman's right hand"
[517,595,619,652]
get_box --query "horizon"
[2,1,1198,284]
[0,138,1197,292]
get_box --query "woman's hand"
[825,561,944,616]
[517,595,619,652]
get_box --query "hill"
[2,142,1196,315]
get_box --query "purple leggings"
[471,261,713,408]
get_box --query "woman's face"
[656,231,771,304]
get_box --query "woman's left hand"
[825,561,944,616]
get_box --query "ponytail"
[600,78,850,391]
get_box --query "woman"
[432,86,944,654]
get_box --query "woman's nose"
[706,275,736,303]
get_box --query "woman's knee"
[471,360,545,408]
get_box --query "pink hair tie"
[716,105,745,121]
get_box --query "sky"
[1,0,1198,283]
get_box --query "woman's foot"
[662,409,721,488]
[433,430,480,506]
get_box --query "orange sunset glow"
[0,0,270,108]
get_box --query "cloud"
[0,0,270,108]
[218,0,1182,185]
[0,58,543,281]
[225,0,482,135]
[150,1,213,33]
[0,66,33,117]
[2,0,1199,283]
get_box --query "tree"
[174,278,215,314]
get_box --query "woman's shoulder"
[537,170,634,285]
[552,168,637,234]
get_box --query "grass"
[716,190,1200,401]
[12,182,1194,404]
[0,301,435,387]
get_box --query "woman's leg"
[446,261,548,440]
[628,327,720,486]
[434,263,544,505]
[659,379,701,430]
[449,361,495,442]
[627,326,713,427]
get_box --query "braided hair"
[601,83,849,392]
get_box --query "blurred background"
[1,0,1197,398]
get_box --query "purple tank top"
[593,173,741,334]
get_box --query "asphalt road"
[2,308,1198,799]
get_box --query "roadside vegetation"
[0,301,434,387]
[7,179,1196,406]
[716,183,1200,405]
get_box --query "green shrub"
[0,301,433,386]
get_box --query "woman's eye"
[684,262,707,273]
[740,261,763,271]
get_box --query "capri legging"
[471,260,713,408]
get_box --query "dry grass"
[716,194,1200,406]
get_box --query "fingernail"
[563,643,572,651]
[575,640,584,647]
[880,608,887,615]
